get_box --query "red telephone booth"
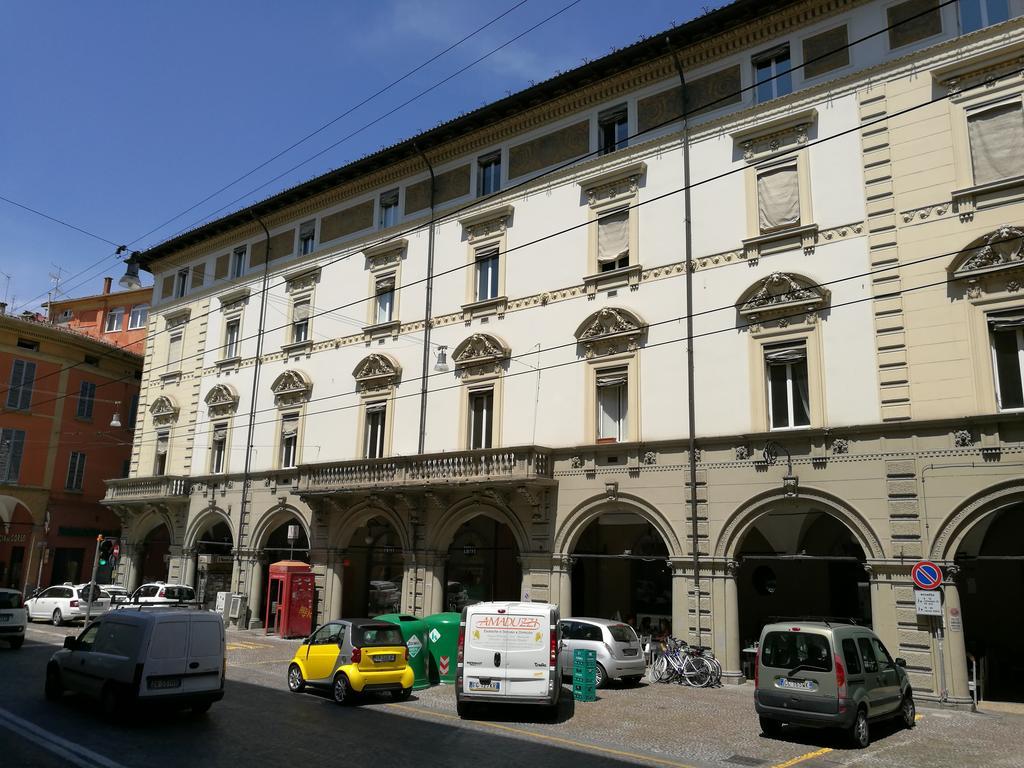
[264,561,315,638]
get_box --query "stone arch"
[352,353,402,394]
[204,384,239,418]
[737,271,829,320]
[249,503,311,552]
[427,496,530,554]
[270,369,312,408]
[184,506,234,550]
[132,507,178,546]
[930,477,1024,561]
[149,395,180,427]
[553,492,683,558]
[573,307,646,358]
[714,486,885,560]
[331,499,411,552]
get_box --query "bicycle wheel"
[651,654,669,683]
[684,656,712,687]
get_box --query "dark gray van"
[754,621,915,748]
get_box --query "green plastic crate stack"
[572,648,597,702]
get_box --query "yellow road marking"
[226,641,272,650]
[915,714,923,721]
[769,747,833,768]
[387,702,701,768]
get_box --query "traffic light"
[98,538,114,566]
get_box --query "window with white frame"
[7,359,36,410]
[478,152,501,196]
[364,402,386,459]
[65,451,86,490]
[224,318,240,359]
[379,189,399,229]
[474,247,500,301]
[468,388,494,450]
[960,0,1010,33]
[167,332,183,370]
[765,343,811,429]
[291,299,311,343]
[280,413,299,468]
[299,220,316,255]
[76,380,96,419]
[990,310,1024,411]
[598,105,628,155]
[753,45,792,103]
[0,428,26,483]
[154,431,169,475]
[375,275,395,324]
[175,269,189,298]
[597,209,630,272]
[966,101,1024,186]
[211,423,228,473]
[231,246,247,278]
[104,307,124,333]
[756,162,801,233]
[596,367,628,442]
[128,304,149,330]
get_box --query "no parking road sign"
[911,560,943,591]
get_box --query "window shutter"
[0,429,25,482]
[191,263,206,288]
[156,434,169,455]
[968,103,1024,185]
[366,402,386,414]
[213,425,228,442]
[168,334,183,367]
[988,310,1024,331]
[597,210,630,264]
[757,164,800,231]
[8,359,36,410]
[764,343,807,364]
[293,301,312,322]
[596,367,628,387]
[300,220,316,238]
[161,275,176,299]
[376,276,396,292]
[281,417,299,437]
[214,253,230,280]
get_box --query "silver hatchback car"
[558,617,645,687]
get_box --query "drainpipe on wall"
[414,144,437,456]
[668,37,702,647]
[237,211,272,627]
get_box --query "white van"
[45,607,225,716]
[456,601,562,718]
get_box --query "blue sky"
[1,1,718,312]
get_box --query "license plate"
[148,678,182,690]
[469,680,499,692]
[778,678,815,691]
[623,648,637,656]
[373,654,396,663]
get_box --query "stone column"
[671,560,689,641]
[328,551,344,621]
[247,555,266,630]
[553,555,572,617]
[866,562,899,654]
[723,560,744,684]
[943,567,971,707]
[183,549,197,589]
[427,553,445,615]
[126,544,143,592]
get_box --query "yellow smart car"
[287,619,414,704]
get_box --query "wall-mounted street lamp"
[763,440,799,497]
[116,248,143,290]
[110,401,122,428]
[433,345,449,372]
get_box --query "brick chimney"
[102,276,112,294]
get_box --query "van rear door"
[463,608,508,696]
[142,617,189,698]
[502,606,550,699]
[184,614,224,693]
[758,628,838,715]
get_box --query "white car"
[0,587,27,649]
[129,583,196,604]
[99,585,129,604]
[25,584,111,626]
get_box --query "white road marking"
[0,707,127,768]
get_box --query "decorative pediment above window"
[352,354,401,393]
[283,266,321,294]
[574,307,646,358]
[164,308,191,329]
[217,288,250,313]
[731,109,816,163]
[950,225,1024,298]
[270,369,312,407]
[204,384,240,418]
[149,395,180,427]
[932,39,1024,96]
[363,239,407,271]
[579,162,646,207]
[738,272,828,321]
[453,333,509,378]
[459,205,514,242]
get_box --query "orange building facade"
[45,277,151,355]
[0,308,143,593]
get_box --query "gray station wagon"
[754,620,915,748]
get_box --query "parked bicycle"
[648,637,722,687]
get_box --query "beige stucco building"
[104,0,1024,707]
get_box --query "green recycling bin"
[424,612,461,684]
[376,614,430,689]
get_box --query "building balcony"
[102,476,192,504]
[298,446,553,494]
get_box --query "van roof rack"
[767,616,861,628]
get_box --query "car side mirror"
[895,657,907,668]
[63,636,77,650]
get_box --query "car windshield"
[0,592,21,609]
[761,631,833,672]
[608,624,638,644]
[357,625,404,647]
[164,586,195,601]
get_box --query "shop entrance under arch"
[341,516,405,618]
[139,523,171,583]
[955,502,1024,703]
[192,519,233,609]
[444,515,519,612]
[259,518,310,628]
[570,512,671,634]
[735,506,870,653]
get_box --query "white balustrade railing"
[103,476,191,501]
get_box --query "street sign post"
[915,590,942,616]
[911,560,943,590]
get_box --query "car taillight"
[403,646,409,661]
[457,624,465,664]
[754,651,759,687]
[158,588,165,598]
[835,654,846,696]
[351,647,361,663]
[550,632,558,667]
[70,600,79,608]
